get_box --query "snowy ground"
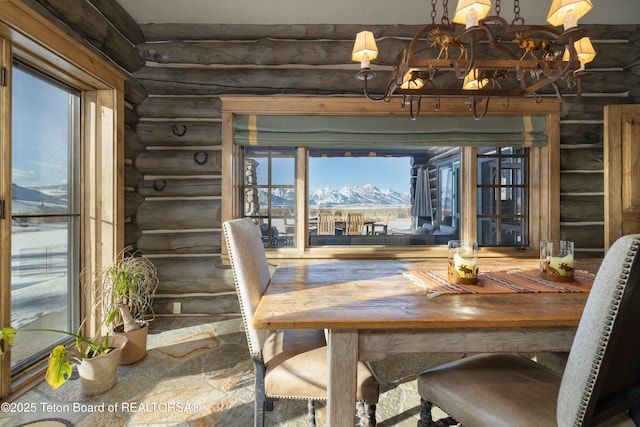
[9,224,70,366]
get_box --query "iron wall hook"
[152,179,166,191]
[194,152,208,165]
[172,124,187,137]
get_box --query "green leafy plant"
[0,319,112,389]
[93,248,159,332]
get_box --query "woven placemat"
[405,268,594,298]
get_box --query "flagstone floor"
[0,316,460,427]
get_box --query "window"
[477,147,528,247]
[435,152,461,238]
[243,145,529,249]
[223,97,560,259]
[306,148,466,246]
[243,147,296,247]
[308,152,412,241]
[0,2,125,398]
[10,62,81,373]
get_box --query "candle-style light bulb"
[546,0,593,29]
[453,0,492,29]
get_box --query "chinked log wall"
[24,0,640,317]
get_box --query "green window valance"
[233,115,547,148]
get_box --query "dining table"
[252,257,599,427]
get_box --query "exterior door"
[604,105,640,251]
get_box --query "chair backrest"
[318,213,336,235]
[558,234,640,426]
[223,218,272,356]
[345,212,364,235]
[284,217,295,234]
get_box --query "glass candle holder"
[540,240,575,282]
[448,240,479,284]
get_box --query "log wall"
[26,2,640,316]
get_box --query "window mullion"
[296,147,307,255]
[461,146,477,242]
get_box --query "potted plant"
[92,247,159,365]
[0,320,127,396]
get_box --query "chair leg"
[357,401,377,427]
[252,357,266,427]
[265,398,275,411]
[307,399,316,427]
[418,398,458,427]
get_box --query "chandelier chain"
[495,0,501,17]
[431,0,437,24]
[442,0,450,25]
[513,0,523,24]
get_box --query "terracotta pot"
[77,334,127,397]
[114,321,149,365]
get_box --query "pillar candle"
[546,254,574,276]
[454,253,477,278]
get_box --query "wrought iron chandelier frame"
[354,0,592,119]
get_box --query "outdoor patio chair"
[415,233,640,427]
[345,212,364,235]
[223,217,379,427]
[374,213,389,235]
[317,212,339,235]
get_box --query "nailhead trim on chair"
[222,224,262,358]
[573,239,639,427]
[224,219,379,427]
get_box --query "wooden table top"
[253,258,600,331]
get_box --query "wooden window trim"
[221,96,560,261]
[0,0,126,398]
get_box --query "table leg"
[327,329,358,427]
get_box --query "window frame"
[222,97,560,260]
[242,146,297,248]
[476,147,530,246]
[0,0,126,398]
[9,60,83,374]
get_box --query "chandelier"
[351,0,595,119]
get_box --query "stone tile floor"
[1,316,458,427]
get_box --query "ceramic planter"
[114,321,149,365]
[77,334,127,397]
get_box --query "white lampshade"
[462,69,489,90]
[546,0,593,28]
[400,68,425,90]
[563,37,596,70]
[453,0,492,28]
[352,31,379,68]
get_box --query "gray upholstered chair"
[223,217,379,427]
[416,234,640,427]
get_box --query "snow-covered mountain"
[12,183,67,205]
[263,184,410,208]
[11,183,68,216]
[310,184,410,207]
